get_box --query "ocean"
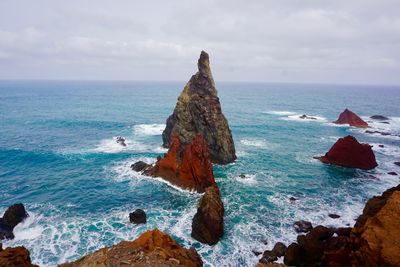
[1,80,400,266]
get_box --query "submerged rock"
[129,209,146,224]
[370,115,389,120]
[294,220,313,233]
[0,203,28,240]
[191,185,224,245]
[334,108,368,128]
[116,136,127,146]
[60,229,203,267]
[0,246,38,267]
[162,51,236,164]
[314,135,378,170]
[395,162,400,167]
[388,172,398,176]
[328,213,340,219]
[299,114,317,120]
[145,134,216,193]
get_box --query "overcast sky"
[0,0,399,85]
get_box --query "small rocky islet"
[2,52,400,267]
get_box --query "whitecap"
[240,138,268,148]
[264,111,297,116]
[282,114,328,123]
[93,138,149,153]
[133,124,165,136]
[12,213,44,241]
[235,174,257,185]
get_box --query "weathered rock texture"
[191,185,224,245]
[0,203,28,240]
[334,108,368,128]
[144,134,216,193]
[162,51,236,164]
[269,184,400,267]
[0,246,39,267]
[315,135,378,170]
[59,229,203,267]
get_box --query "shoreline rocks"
[191,185,224,245]
[60,228,203,267]
[0,246,39,267]
[334,108,368,128]
[314,135,378,170]
[265,184,400,267]
[129,209,147,224]
[162,51,236,165]
[0,203,28,240]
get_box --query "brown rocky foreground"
[59,229,203,267]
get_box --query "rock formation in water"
[0,246,39,267]
[315,135,377,170]
[0,203,28,240]
[265,184,400,267]
[370,115,389,121]
[162,51,236,165]
[59,228,203,267]
[334,108,368,128]
[191,185,224,245]
[134,134,216,193]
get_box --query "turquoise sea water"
[1,80,400,266]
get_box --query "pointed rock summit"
[162,51,236,164]
[315,135,377,170]
[334,108,368,128]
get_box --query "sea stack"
[334,108,368,128]
[59,229,203,267]
[191,185,224,245]
[162,51,236,164]
[142,134,216,193]
[315,135,377,170]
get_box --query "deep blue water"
[1,80,400,266]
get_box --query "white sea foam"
[133,124,165,135]
[236,150,249,157]
[235,174,257,185]
[93,137,149,153]
[12,212,44,241]
[371,143,400,157]
[283,114,328,123]
[264,111,297,116]
[240,138,268,148]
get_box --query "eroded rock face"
[269,184,400,267]
[191,185,224,245]
[0,246,39,267]
[162,51,236,164]
[315,135,377,170]
[145,134,216,193]
[334,108,368,128]
[0,203,29,240]
[60,229,203,267]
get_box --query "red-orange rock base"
[334,108,368,128]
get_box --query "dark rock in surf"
[395,162,400,167]
[370,115,389,120]
[328,214,340,219]
[299,114,317,120]
[387,172,398,176]
[162,51,236,164]
[294,220,313,233]
[191,185,224,245]
[272,242,287,257]
[131,161,151,172]
[0,203,28,241]
[129,209,147,224]
[116,136,126,147]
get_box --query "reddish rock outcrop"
[0,246,39,267]
[334,108,368,128]
[315,135,377,170]
[162,51,236,164]
[268,184,400,267]
[144,134,216,193]
[60,229,203,267]
[191,185,224,245]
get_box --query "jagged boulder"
[191,185,224,245]
[0,203,28,240]
[144,134,216,193]
[0,246,39,267]
[334,108,368,128]
[59,229,203,267]
[162,51,236,164]
[314,135,377,170]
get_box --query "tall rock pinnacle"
[162,51,236,164]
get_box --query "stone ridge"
[162,51,236,164]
